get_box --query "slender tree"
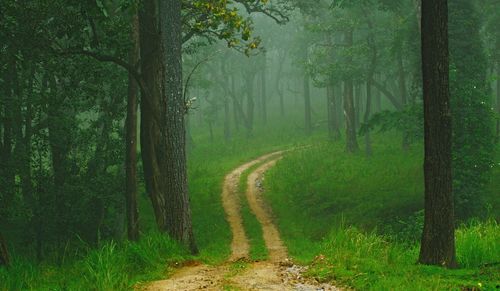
[419,0,457,268]
[344,29,359,153]
[125,10,140,241]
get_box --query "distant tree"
[419,0,457,268]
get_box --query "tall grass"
[0,232,190,291]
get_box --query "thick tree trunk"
[304,74,312,135]
[160,0,197,254]
[419,0,457,268]
[139,0,168,233]
[0,232,9,267]
[344,30,359,153]
[354,84,361,129]
[125,11,140,241]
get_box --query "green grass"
[0,233,190,291]
[306,222,499,290]
[263,134,500,290]
[238,162,269,261]
[1,124,318,290]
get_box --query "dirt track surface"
[142,151,340,291]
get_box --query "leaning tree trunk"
[419,0,457,268]
[304,74,312,136]
[160,0,197,254]
[125,11,140,241]
[344,29,359,153]
[0,232,9,267]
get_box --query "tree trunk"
[139,0,168,234]
[224,98,231,142]
[304,74,312,135]
[47,76,73,245]
[327,80,340,140]
[231,75,240,132]
[0,232,9,267]
[344,30,359,153]
[0,60,15,216]
[497,62,500,143]
[125,11,140,241]
[398,50,410,150]
[364,81,373,156]
[354,84,361,129]
[160,0,197,253]
[419,0,457,268]
[261,54,268,125]
[246,74,255,137]
[375,78,382,113]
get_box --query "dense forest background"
[0,0,499,290]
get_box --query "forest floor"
[142,151,340,291]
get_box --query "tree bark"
[139,0,168,233]
[419,0,457,268]
[125,11,140,241]
[304,74,312,135]
[160,0,197,254]
[344,30,359,153]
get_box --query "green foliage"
[449,0,496,220]
[360,104,423,140]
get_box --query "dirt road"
[143,151,339,291]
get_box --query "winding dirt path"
[143,151,339,291]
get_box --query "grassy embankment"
[264,134,500,290]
